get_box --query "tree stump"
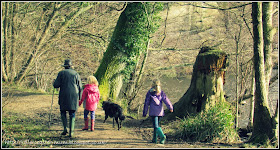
[167,46,228,119]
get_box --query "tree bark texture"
[167,47,228,119]
[262,2,275,92]
[95,2,149,102]
[262,2,278,143]
[2,2,17,83]
[251,2,275,145]
[2,2,9,82]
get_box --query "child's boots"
[156,127,166,144]
[91,119,95,131]
[82,117,89,130]
[152,129,158,143]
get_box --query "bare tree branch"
[179,2,252,10]
[66,29,106,43]
[105,2,127,11]
[160,3,169,47]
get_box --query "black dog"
[102,101,125,130]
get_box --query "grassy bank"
[2,113,55,148]
[171,101,240,143]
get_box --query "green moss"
[98,79,110,103]
[95,2,163,101]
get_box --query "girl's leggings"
[84,109,95,120]
[151,116,162,129]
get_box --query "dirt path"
[2,90,244,148]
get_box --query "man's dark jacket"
[53,68,82,111]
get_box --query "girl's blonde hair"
[87,75,98,86]
[152,79,161,94]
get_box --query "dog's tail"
[126,116,135,119]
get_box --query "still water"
[134,75,192,107]
[137,75,233,105]
[135,72,278,129]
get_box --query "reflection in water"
[129,71,278,129]
[135,76,192,106]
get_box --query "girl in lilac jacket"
[79,76,100,131]
[143,79,173,144]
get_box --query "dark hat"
[62,59,72,67]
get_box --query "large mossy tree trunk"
[95,2,151,102]
[167,47,228,119]
[249,2,277,145]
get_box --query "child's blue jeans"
[84,109,95,120]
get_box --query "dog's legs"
[120,119,122,128]
[103,114,108,123]
[115,117,120,130]
[113,117,115,128]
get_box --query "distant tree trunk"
[248,68,255,130]
[235,26,240,129]
[95,2,150,102]
[250,2,276,145]
[2,2,9,82]
[2,2,17,83]
[9,2,17,81]
[167,47,228,119]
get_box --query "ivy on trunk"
[95,2,162,102]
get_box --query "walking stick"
[48,87,55,128]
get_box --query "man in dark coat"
[53,59,82,137]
